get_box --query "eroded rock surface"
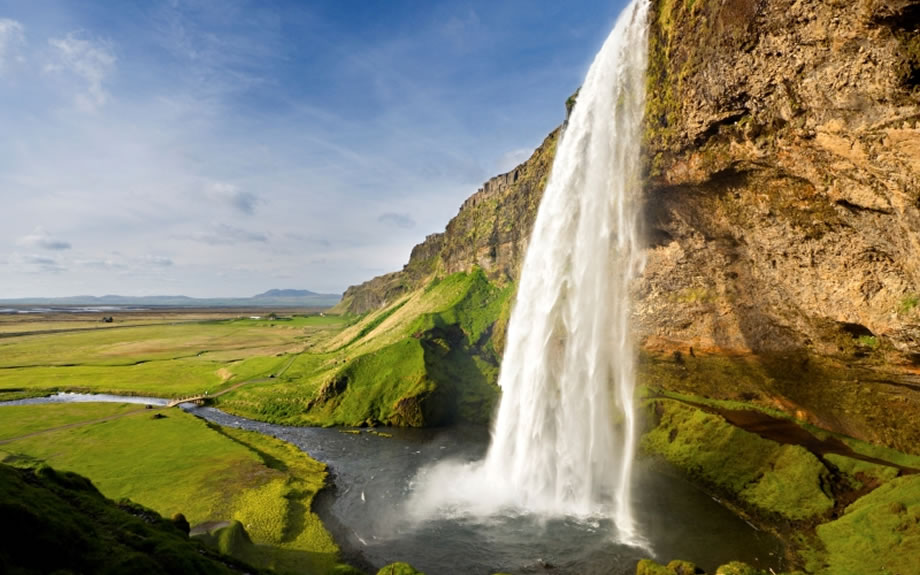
[639,0,920,451]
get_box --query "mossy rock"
[636,559,702,575]
[0,463,250,574]
[813,475,920,575]
[192,520,256,564]
[641,399,834,521]
[304,270,506,427]
[824,453,899,490]
[377,562,425,575]
[714,562,767,575]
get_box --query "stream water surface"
[3,393,785,574]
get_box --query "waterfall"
[409,0,650,545]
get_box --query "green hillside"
[218,268,513,427]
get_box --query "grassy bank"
[0,462,256,574]
[638,395,920,574]
[0,402,349,574]
[0,272,508,428]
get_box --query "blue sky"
[0,0,628,297]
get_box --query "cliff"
[333,0,920,451]
[335,128,560,315]
[638,0,920,452]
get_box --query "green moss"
[377,563,425,575]
[824,453,900,489]
[0,402,345,574]
[835,436,920,470]
[855,335,879,349]
[641,399,834,521]
[224,270,507,428]
[635,559,701,575]
[739,445,835,520]
[636,559,675,575]
[714,562,769,575]
[193,520,257,564]
[565,88,580,116]
[0,463,251,574]
[815,475,920,575]
[639,349,920,456]
[898,293,919,315]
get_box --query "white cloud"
[497,148,533,174]
[75,257,126,270]
[0,18,25,75]
[13,253,66,274]
[190,223,269,245]
[46,31,116,111]
[144,255,174,267]
[442,9,481,52]
[205,181,263,215]
[16,227,72,250]
[378,212,416,229]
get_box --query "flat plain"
[0,309,351,401]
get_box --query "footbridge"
[166,395,212,408]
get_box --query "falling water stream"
[0,2,791,571]
[409,0,650,545]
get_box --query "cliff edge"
[333,0,920,451]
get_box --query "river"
[2,393,785,574]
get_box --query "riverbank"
[0,401,352,574]
[637,392,920,574]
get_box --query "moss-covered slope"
[0,463,253,575]
[220,269,512,427]
[639,395,920,574]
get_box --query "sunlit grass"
[0,401,142,441]
[0,402,344,574]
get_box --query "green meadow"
[0,402,348,574]
[0,274,504,429]
[0,313,352,401]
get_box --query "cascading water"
[409,0,650,546]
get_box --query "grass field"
[0,275,506,428]
[0,402,347,574]
[0,311,350,401]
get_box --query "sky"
[0,0,629,298]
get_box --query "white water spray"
[410,0,650,545]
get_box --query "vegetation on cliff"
[642,398,834,522]
[220,269,512,427]
[0,462,254,574]
[639,394,920,574]
[335,127,559,316]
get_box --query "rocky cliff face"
[641,0,920,354]
[337,0,920,451]
[336,128,559,315]
[639,0,920,451]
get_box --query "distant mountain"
[254,289,319,298]
[0,289,341,309]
